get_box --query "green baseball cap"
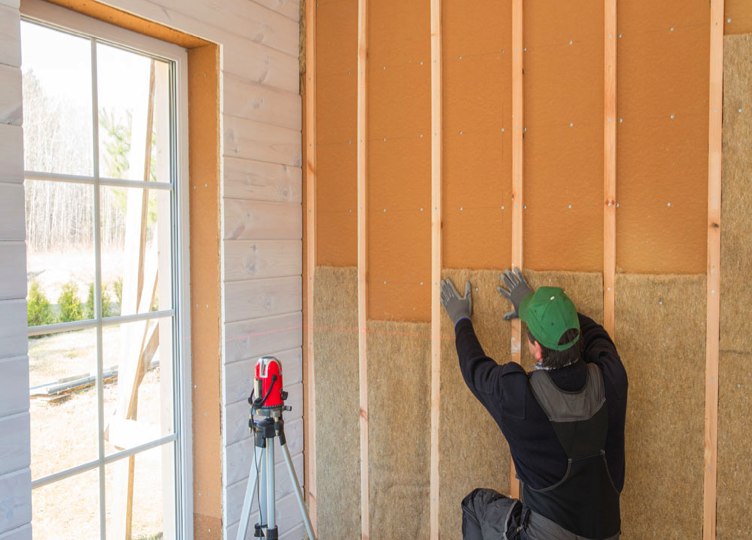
[519,286,580,351]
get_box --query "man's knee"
[462,488,505,519]
[462,488,490,512]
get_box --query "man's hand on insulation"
[440,279,472,326]
[497,268,534,320]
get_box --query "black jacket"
[454,314,628,491]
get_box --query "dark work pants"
[461,488,527,540]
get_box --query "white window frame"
[20,1,193,538]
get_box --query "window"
[21,3,191,539]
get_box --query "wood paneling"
[224,240,301,281]
[224,312,303,365]
[0,469,31,533]
[131,0,299,56]
[0,124,23,184]
[0,65,21,125]
[0,4,26,537]
[0,6,21,68]
[224,276,302,324]
[224,115,302,168]
[250,0,299,22]
[223,200,302,240]
[0,0,20,10]
[0,300,27,360]
[224,157,302,203]
[0,242,26,301]
[223,73,302,131]
[0,524,31,540]
[0,184,25,241]
[0,413,29,476]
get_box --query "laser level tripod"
[236,357,316,540]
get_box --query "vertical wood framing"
[603,0,616,336]
[304,0,318,532]
[357,0,370,537]
[704,1,723,538]
[429,0,442,537]
[304,5,319,536]
[509,0,523,500]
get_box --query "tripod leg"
[281,441,317,540]
[258,445,267,529]
[267,439,277,535]
[236,446,264,540]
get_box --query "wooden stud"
[429,0,442,537]
[357,0,370,537]
[603,0,616,337]
[704,1,723,539]
[509,0,523,500]
[304,0,318,531]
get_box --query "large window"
[21,3,190,539]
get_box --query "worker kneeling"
[441,270,628,540]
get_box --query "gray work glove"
[497,268,534,320]
[440,279,472,325]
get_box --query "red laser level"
[238,356,316,540]
[253,356,287,409]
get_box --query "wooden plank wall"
[0,1,31,540]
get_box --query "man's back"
[454,313,628,537]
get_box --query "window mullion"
[90,36,107,540]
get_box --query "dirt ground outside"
[30,326,170,540]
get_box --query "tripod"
[236,403,317,540]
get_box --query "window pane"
[106,443,175,540]
[103,317,174,456]
[29,328,98,480]
[33,468,100,539]
[97,44,171,183]
[21,21,93,176]
[26,180,97,326]
[100,186,172,317]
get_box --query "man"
[440,269,628,540]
